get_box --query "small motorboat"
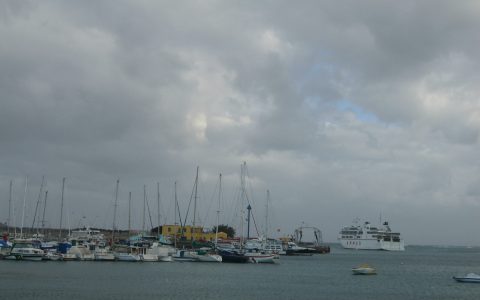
[453,273,480,283]
[244,252,276,264]
[352,264,377,275]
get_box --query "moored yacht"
[94,247,116,261]
[113,245,142,262]
[4,240,45,261]
[338,220,405,251]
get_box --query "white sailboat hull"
[141,254,159,262]
[115,253,141,261]
[193,253,222,262]
[159,255,173,262]
[4,254,44,261]
[245,253,276,264]
[94,253,116,261]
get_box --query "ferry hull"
[340,239,404,251]
[380,240,405,251]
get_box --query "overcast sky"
[1,0,480,246]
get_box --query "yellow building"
[159,225,227,241]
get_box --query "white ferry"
[338,220,405,251]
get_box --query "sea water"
[1,244,480,300]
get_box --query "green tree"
[212,224,235,238]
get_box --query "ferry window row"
[346,241,361,246]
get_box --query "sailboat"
[113,182,140,262]
[243,190,276,264]
[5,178,45,261]
[189,168,221,262]
[172,168,222,262]
[218,164,251,264]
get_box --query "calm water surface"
[1,245,480,300]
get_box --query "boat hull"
[218,250,249,263]
[141,254,159,262]
[115,253,141,262]
[340,239,404,251]
[94,254,116,261]
[352,268,377,275]
[249,255,275,264]
[193,254,222,262]
[453,277,480,283]
[453,273,480,283]
[4,254,44,261]
[159,255,173,262]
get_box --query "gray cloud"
[1,0,480,245]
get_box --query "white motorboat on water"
[139,246,158,262]
[244,252,275,263]
[62,253,79,261]
[115,252,141,262]
[43,250,63,261]
[113,245,142,262]
[140,253,158,262]
[3,241,45,261]
[159,255,173,262]
[352,264,377,275]
[244,238,285,257]
[173,249,197,262]
[145,242,173,262]
[190,249,222,262]
[453,273,480,283]
[67,244,95,260]
[94,247,116,261]
[339,220,405,251]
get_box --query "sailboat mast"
[265,190,269,246]
[174,181,177,249]
[59,177,66,240]
[7,179,12,233]
[240,163,245,248]
[112,179,119,242]
[13,181,17,238]
[192,166,199,240]
[143,185,146,233]
[41,190,48,237]
[157,182,160,237]
[20,176,28,238]
[31,175,45,233]
[145,187,154,231]
[215,173,221,247]
[128,192,132,236]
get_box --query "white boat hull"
[94,254,116,261]
[380,240,405,251]
[5,245,45,261]
[173,250,197,262]
[4,254,44,261]
[141,254,159,262]
[115,253,141,262]
[62,253,79,261]
[193,254,222,262]
[340,239,404,251]
[43,252,63,261]
[159,255,173,262]
[245,253,275,264]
